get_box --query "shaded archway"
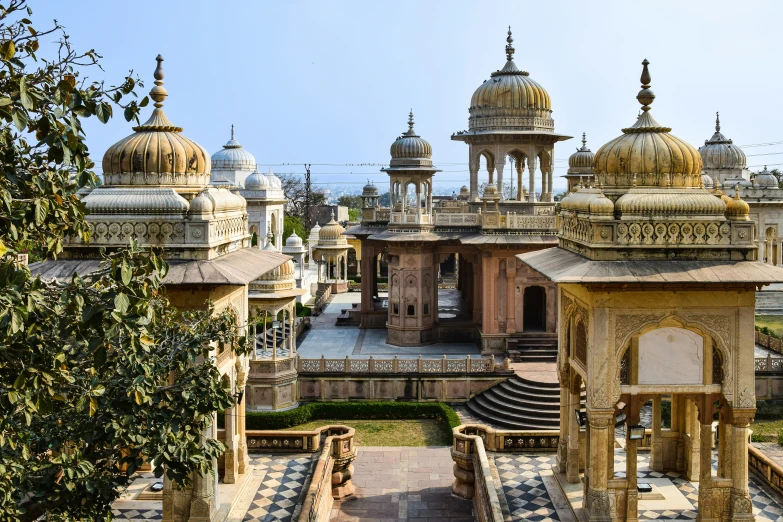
[523,286,546,331]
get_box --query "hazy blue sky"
[33,0,783,193]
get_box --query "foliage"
[778,430,783,447]
[755,399,783,420]
[277,172,327,226]
[283,215,306,244]
[348,208,360,222]
[750,431,766,443]
[0,3,247,520]
[755,316,783,341]
[295,301,312,317]
[337,194,361,209]
[238,401,461,431]
[378,191,391,207]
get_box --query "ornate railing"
[297,354,505,374]
[433,211,556,231]
[749,445,783,498]
[755,331,783,356]
[296,425,356,522]
[451,425,508,522]
[755,355,783,373]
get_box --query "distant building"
[316,204,348,224]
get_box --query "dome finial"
[636,59,655,112]
[150,54,167,108]
[231,123,235,140]
[715,112,720,132]
[408,110,414,130]
[505,26,515,61]
[581,132,587,149]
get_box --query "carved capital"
[587,409,615,429]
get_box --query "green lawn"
[751,419,783,442]
[282,419,452,446]
[755,315,783,337]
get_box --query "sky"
[32,0,783,194]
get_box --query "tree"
[0,3,246,520]
[277,172,327,224]
[337,194,361,209]
[348,208,360,222]
[283,215,306,243]
[378,191,391,207]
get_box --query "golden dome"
[568,133,595,174]
[593,60,702,189]
[250,259,296,293]
[102,56,210,186]
[468,28,553,132]
[389,111,433,167]
[725,187,750,220]
[318,213,346,243]
[589,191,615,217]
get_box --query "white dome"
[286,230,303,247]
[755,166,778,188]
[211,127,256,172]
[265,168,282,190]
[245,168,270,190]
[701,173,714,188]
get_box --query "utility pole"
[304,163,312,229]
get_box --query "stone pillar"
[585,409,613,522]
[567,383,581,482]
[557,371,569,474]
[496,159,505,200]
[472,261,481,326]
[223,405,238,484]
[505,260,516,333]
[547,166,554,202]
[651,396,663,471]
[696,422,715,521]
[729,413,754,521]
[360,247,373,313]
[237,383,248,474]
[516,161,525,201]
[469,154,479,201]
[686,400,700,481]
[528,156,538,203]
[626,430,639,522]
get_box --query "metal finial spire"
[231,124,235,140]
[505,26,515,61]
[408,110,414,130]
[150,54,168,108]
[636,59,655,112]
[715,112,720,132]
[581,133,587,149]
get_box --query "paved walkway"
[754,442,783,467]
[298,293,482,359]
[332,447,473,521]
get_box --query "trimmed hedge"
[241,401,461,431]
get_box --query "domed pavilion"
[452,28,571,203]
[210,125,257,188]
[520,59,783,522]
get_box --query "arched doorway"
[523,286,546,331]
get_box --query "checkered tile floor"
[495,454,560,521]
[242,454,312,522]
[494,450,783,522]
[112,508,162,520]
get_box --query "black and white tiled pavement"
[495,454,561,522]
[494,450,783,522]
[112,508,162,520]
[242,454,312,522]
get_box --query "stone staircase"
[255,324,292,351]
[465,375,584,430]
[336,303,360,326]
[507,333,558,363]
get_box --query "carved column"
[697,422,717,522]
[651,395,664,471]
[516,159,525,201]
[729,412,755,522]
[585,409,614,522]
[547,164,554,202]
[685,399,700,481]
[223,405,238,484]
[528,155,538,203]
[626,430,639,522]
[495,158,505,200]
[505,260,516,333]
[236,366,249,475]
[557,368,569,474]
[469,152,480,201]
[567,381,581,482]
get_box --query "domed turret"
[468,28,552,132]
[568,133,595,173]
[362,181,379,197]
[459,185,469,198]
[102,55,210,187]
[754,166,778,188]
[389,111,433,168]
[594,60,702,191]
[210,125,256,185]
[318,213,347,244]
[701,173,714,189]
[244,168,271,190]
[725,186,750,220]
[265,168,282,190]
[699,113,747,171]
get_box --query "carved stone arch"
[612,314,733,397]
[405,274,417,287]
[538,149,552,174]
[573,315,588,369]
[506,148,528,165]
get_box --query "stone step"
[477,391,561,420]
[466,400,560,430]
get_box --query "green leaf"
[89,397,97,417]
[140,335,154,346]
[11,108,28,131]
[0,97,12,107]
[33,198,46,226]
[114,293,129,313]
[95,102,111,124]
[134,390,143,405]
[91,384,106,396]
[139,96,149,108]
[0,239,6,258]
[121,260,132,285]
[19,78,32,110]
[0,40,15,60]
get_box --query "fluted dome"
[614,189,727,218]
[469,28,553,132]
[482,183,499,200]
[594,60,702,190]
[102,56,210,187]
[318,214,346,243]
[755,166,778,188]
[390,111,433,167]
[459,185,469,196]
[699,113,747,170]
[285,230,303,247]
[245,168,270,190]
[568,133,595,174]
[265,168,282,189]
[701,173,714,189]
[211,126,256,172]
[725,188,750,220]
[250,258,296,293]
[362,181,379,196]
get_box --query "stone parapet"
[749,444,783,498]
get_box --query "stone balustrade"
[749,444,783,498]
[450,425,507,522]
[755,330,783,356]
[755,355,783,372]
[296,425,356,522]
[433,211,556,231]
[297,354,502,374]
